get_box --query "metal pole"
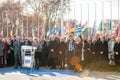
[102,1,104,20]
[88,3,89,25]
[38,14,40,38]
[74,2,75,20]
[2,12,4,37]
[110,0,112,20]
[118,0,119,20]
[95,2,97,22]
[27,15,29,37]
[81,4,82,22]
[22,14,24,37]
[61,0,64,37]
[32,15,34,38]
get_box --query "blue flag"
[91,21,96,38]
[75,22,82,36]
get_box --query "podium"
[21,45,37,68]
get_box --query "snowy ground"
[0,70,120,80]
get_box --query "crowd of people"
[0,33,120,70]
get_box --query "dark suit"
[114,42,120,66]
[99,41,108,61]
[0,40,4,67]
[48,40,58,69]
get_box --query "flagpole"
[74,2,75,20]
[32,14,34,39]
[110,0,112,34]
[16,12,18,36]
[22,14,24,38]
[2,12,4,37]
[102,0,104,35]
[38,14,40,39]
[88,3,89,25]
[110,0,112,20]
[27,15,29,37]
[61,0,64,37]
[95,2,97,22]
[118,0,119,20]
[81,4,82,23]
[102,1,104,20]
[7,14,8,38]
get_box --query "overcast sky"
[67,0,120,27]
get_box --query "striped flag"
[75,22,82,36]
[0,30,3,37]
[81,21,88,35]
[91,21,96,37]
[82,21,87,29]
[64,23,70,37]
[50,25,57,35]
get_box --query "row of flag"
[0,20,119,39]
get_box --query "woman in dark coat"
[48,35,58,69]
[99,36,108,61]
[57,37,67,69]
[6,40,14,66]
[74,36,82,62]
[114,37,120,66]
[90,37,100,63]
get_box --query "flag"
[115,26,119,37]
[10,30,13,40]
[82,21,87,29]
[81,27,88,35]
[81,21,88,35]
[58,25,61,36]
[75,22,82,36]
[40,26,45,39]
[91,21,96,37]
[50,25,57,35]
[64,23,70,37]
[98,20,103,31]
[70,25,75,33]
[109,20,112,30]
[46,24,50,36]
[0,30,3,37]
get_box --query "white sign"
[23,56,32,67]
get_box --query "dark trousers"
[0,56,3,67]
[48,58,56,69]
[115,54,120,66]
[67,51,74,70]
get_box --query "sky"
[67,0,120,27]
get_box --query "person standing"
[99,36,108,61]
[0,37,4,67]
[6,40,14,66]
[108,36,116,65]
[13,37,21,68]
[114,37,120,66]
[48,35,58,69]
[57,37,67,69]
[67,35,74,70]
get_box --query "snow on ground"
[0,70,120,80]
[0,72,106,80]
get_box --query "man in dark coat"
[48,35,58,69]
[114,37,120,66]
[0,37,4,67]
[13,37,22,68]
[57,37,67,69]
[99,36,108,61]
